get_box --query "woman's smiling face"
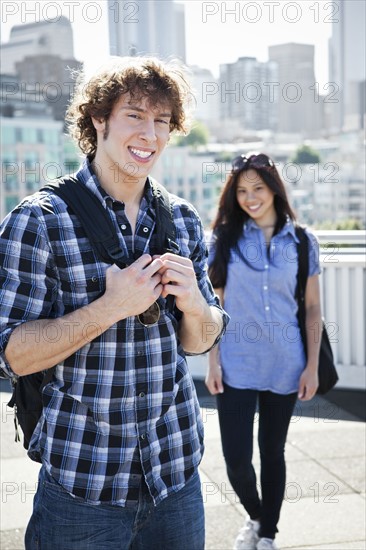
[236,169,276,226]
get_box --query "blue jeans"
[217,385,297,539]
[25,467,204,550]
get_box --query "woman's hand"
[298,366,319,401]
[205,350,224,395]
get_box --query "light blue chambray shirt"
[208,218,320,395]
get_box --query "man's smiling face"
[92,94,172,185]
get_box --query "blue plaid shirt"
[0,159,228,506]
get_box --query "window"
[15,128,22,142]
[2,155,18,191]
[23,127,38,144]
[1,126,16,145]
[23,152,40,188]
[44,129,60,146]
[37,129,44,143]
[6,195,20,213]
[4,171,19,191]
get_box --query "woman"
[206,153,322,550]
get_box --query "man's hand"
[156,253,205,315]
[102,255,164,323]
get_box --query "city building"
[151,145,221,228]
[15,54,82,121]
[219,56,278,133]
[0,17,82,219]
[1,115,65,220]
[152,135,366,229]
[1,95,81,220]
[328,0,366,132]
[1,16,75,74]
[284,162,356,226]
[268,43,323,137]
[189,66,220,134]
[108,0,186,61]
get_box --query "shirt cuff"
[185,304,230,356]
[0,327,18,379]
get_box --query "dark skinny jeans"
[217,384,297,539]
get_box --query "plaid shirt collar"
[76,157,156,213]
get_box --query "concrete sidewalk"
[1,386,365,550]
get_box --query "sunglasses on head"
[231,153,274,173]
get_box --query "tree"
[315,219,364,230]
[292,144,321,164]
[175,121,209,147]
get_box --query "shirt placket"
[134,336,150,446]
[113,201,154,455]
[262,237,276,323]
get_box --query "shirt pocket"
[71,275,105,304]
[59,264,106,310]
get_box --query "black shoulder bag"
[295,226,339,395]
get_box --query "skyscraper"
[219,57,278,133]
[268,43,322,136]
[189,66,220,131]
[1,16,75,75]
[108,0,186,61]
[329,0,366,131]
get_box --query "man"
[0,57,228,549]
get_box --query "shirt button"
[91,276,97,283]
[143,227,149,233]
[140,434,146,441]
[138,392,146,398]
[263,285,268,290]
[264,264,269,269]
[121,224,127,230]
[265,306,270,311]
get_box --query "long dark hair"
[209,153,296,288]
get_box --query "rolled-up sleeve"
[174,204,229,352]
[0,205,57,378]
[305,228,321,276]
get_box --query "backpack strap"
[295,225,310,350]
[41,177,129,268]
[149,178,179,312]
[41,176,178,312]
[150,178,179,255]
[295,224,309,300]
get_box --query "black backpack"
[7,176,178,460]
[295,225,339,395]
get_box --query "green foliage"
[214,151,234,162]
[175,121,209,147]
[292,144,321,164]
[314,219,364,230]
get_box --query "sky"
[1,0,334,86]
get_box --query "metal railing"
[319,231,365,390]
[189,231,366,391]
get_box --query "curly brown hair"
[66,56,193,157]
